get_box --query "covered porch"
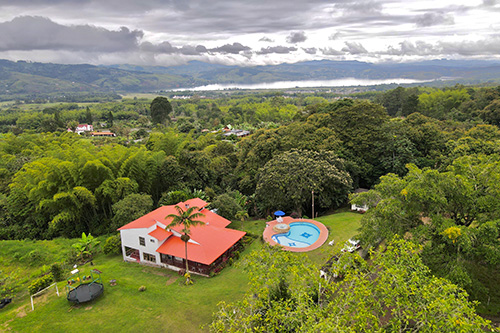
[159,241,243,276]
[124,246,140,262]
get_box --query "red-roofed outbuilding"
[118,199,246,276]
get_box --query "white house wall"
[120,228,162,264]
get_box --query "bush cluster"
[28,273,54,295]
[103,234,122,255]
[50,263,64,282]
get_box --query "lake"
[172,78,431,91]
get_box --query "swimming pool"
[271,222,321,248]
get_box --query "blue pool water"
[271,222,321,248]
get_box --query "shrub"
[29,273,54,295]
[50,263,64,282]
[0,270,17,298]
[242,234,257,246]
[138,285,147,292]
[103,234,122,255]
[233,251,240,260]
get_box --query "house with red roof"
[117,198,246,276]
[67,124,93,135]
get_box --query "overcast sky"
[0,0,499,67]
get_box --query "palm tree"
[235,210,249,229]
[166,205,205,280]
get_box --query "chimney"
[185,204,189,209]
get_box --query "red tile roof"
[117,199,226,231]
[117,205,176,230]
[183,198,208,210]
[148,226,172,241]
[156,225,245,265]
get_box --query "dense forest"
[2,84,500,320]
[1,85,500,238]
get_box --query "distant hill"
[112,59,500,87]
[1,58,500,100]
[0,59,204,100]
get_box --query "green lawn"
[228,211,363,266]
[0,211,362,332]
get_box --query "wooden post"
[312,190,315,219]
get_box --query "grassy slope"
[0,211,362,332]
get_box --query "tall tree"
[85,107,93,125]
[112,193,153,230]
[150,97,173,125]
[166,205,205,283]
[107,111,114,128]
[255,149,352,216]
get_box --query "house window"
[150,238,155,243]
[143,252,156,263]
[139,237,145,246]
[160,254,173,264]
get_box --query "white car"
[341,239,361,253]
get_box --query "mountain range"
[1,59,500,100]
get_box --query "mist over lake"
[173,78,432,91]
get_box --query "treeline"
[0,92,120,104]
[3,85,500,138]
[375,84,500,123]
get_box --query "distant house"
[351,188,370,212]
[117,198,246,276]
[67,124,93,135]
[90,131,116,137]
[222,129,251,138]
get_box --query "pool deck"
[263,216,329,252]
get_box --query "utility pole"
[312,190,315,219]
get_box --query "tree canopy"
[150,96,173,125]
[351,154,500,305]
[255,149,352,216]
[209,239,491,332]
